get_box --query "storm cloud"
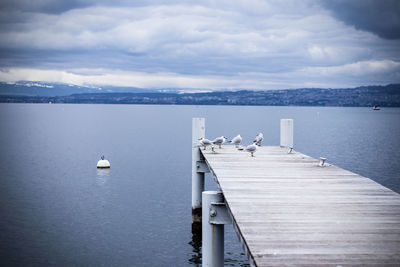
[0,0,399,89]
[321,0,400,40]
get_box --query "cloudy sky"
[0,0,399,90]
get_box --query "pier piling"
[202,191,225,267]
[192,117,205,223]
[280,118,293,147]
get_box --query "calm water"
[0,104,399,266]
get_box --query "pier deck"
[201,145,400,266]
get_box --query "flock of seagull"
[198,133,264,157]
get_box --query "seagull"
[254,133,263,146]
[229,134,242,148]
[212,136,227,148]
[198,138,212,150]
[245,143,257,157]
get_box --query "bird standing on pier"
[198,138,212,150]
[245,143,257,157]
[212,136,227,148]
[229,134,242,148]
[254,133,263,146]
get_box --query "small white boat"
[97,155,110,168]
[372,105,380,110]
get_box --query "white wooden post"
[192,118,205,223]
[280,119,293,148]
[202,191,224,267]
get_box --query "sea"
[0,104,399,266]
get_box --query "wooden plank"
[201,145,400,266]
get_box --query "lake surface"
[1,104,399,266]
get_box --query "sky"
[0,0,399,90]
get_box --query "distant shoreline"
[2,102,400,109]
[1,84,400,107]
[0,97,399,107]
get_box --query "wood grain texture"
[201,146,400,266]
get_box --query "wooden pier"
[193,118,400,266]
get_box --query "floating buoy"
[97,155,110,168]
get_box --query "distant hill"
[0,81,155,96]
[0,83,399,107]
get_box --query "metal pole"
[192,118,205,223]
[280,119,293,148]
[202,191,224,267]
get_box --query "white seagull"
[229,134,242,148]
[254,133,263,146]
[212,136,227,148]
[245,143,257,157]
[198,138,212,150]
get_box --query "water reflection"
[188,223,202,265]
[188,222,250,266]
[96,169,110,186]
[225,252,250,266]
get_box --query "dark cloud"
[0,0,90,14]
[0,0,180,14]
[321,0,400,39]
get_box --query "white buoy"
[97,155,110,168]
